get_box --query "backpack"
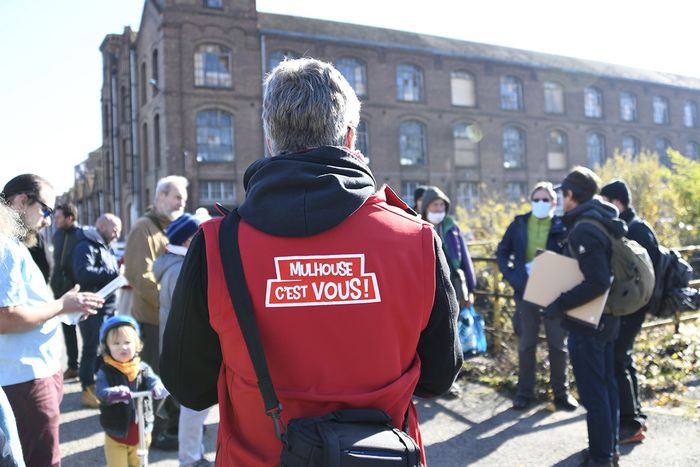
[648,246,695,318]
[574,218,655,316]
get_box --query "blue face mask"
[531,201,552,219]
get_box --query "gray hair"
[262,58,361,156]
[0,197,26,240]
[154,175,188,202]
[530,181,556,201]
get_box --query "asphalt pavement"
[58,377,700,466]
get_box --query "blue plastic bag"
[458,306,487,358]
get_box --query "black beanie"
[600,180,631,206]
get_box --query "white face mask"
[531,201,553,219]
[427,211,446,225]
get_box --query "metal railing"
[469,246,700,353]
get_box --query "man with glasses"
[497,181,579,411]
[0,173,105,466]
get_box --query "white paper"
[61,312,83,326]
[96,275,128,299]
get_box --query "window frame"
[619,92,637,122]
[502,126,526,169]
[546,129,568,170]
[194,44,233,88]
[195,109,235,162]
[335,57,367,97]
[584,86,603,118]
[586,132,606,167]
[450,70,476,107]
[684,100,698,128]
[453,122,480,167]
[399,120,427,166]
[543,81,564,114]
[396,63,424,102]
[621,135,639,157]
[500,75,524,111]
[653,96,670,125]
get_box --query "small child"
[95,316,168,466]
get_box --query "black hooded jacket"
[554,198,624,338]
[160,146,462,409]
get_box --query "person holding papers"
[72,213,122,408]
[544,167,623,467]
[496,181,577,411]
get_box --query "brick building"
[77,0,700,232]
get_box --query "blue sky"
[2,0,698,193]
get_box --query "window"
[152,49,159,96]
[653,96,669,125]
[140,62,147,106]
[399,121,426,166]
[456,182,479,210]
[196,110,234,162]
[544,81,564,114]
[355,121,370,163]
[686,141,700,160]
[199,180,236,203]
[547,130,567,170]
[453,122,481,167]
[584,87,603,118]
[154,114,161,169]
[684,101,698,128]
[655,138,671,165]
[141,123,149,172]
[336,57,367,97]
[401,181,427,208]
[506,182,528,202]
[451,71,476,107]
[621,135,639,157]
[502,126,525,169]
[500,76,523,111]
[268,50,300,72]
[205,0,223,8]
[619,92,637,122]
[194,44,232,87]
[586,133,606,167]
[396,64,424,102]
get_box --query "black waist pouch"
[280,408,421,467]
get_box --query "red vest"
[202,187,436,466]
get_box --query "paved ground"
[58,377,700,466]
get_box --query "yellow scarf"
[103,355,141,382]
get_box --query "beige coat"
[123,211,170,325]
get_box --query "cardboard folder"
[522,250,609,328]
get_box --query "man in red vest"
[160,58,462,466]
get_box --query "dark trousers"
[139,321,179,435]
[62,323,79,370]
[614,308,647,430]
[78,313,105,389]
[513,300,569,398]
[569,329,619,464]
[4,372,63,467]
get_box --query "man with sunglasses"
[497,181,578,411]
[0,173,105,466]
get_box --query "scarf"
[103,355,141,382]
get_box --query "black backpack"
[648,246,696,318]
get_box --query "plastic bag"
[458,306,487,358]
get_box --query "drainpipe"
[109,55,121,218]
[129,47,141,225]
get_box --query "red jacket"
[201,187,436,466]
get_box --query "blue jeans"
[78,313,106,389]
[568,329,619,464]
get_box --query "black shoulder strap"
[218,209,285,440]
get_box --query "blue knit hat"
[166,213,203,246]
[100,315,140,344]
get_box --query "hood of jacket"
[153,252,184,283]
[563,197,627,238]
[80,226,109,248]
[420,186,451,218]
[238,146,377,237]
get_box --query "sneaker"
[446,382,463,399]
[63,368,79,381]
[81,384,100,409]
[554,394,580,411]
[620,426,646,445]
[512,395,532,410]
[151,432,178,451]
[579,448,619,467]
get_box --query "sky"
[2,0,699,193]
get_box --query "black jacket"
[160,146,462,409]
[554,198,623,339]
[50,225,81,298]
[496,212,567,300]
[72,227,119,312]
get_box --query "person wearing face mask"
[496,181,578,411]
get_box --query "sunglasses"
[29,194,54,218]
[532,198,551,203]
